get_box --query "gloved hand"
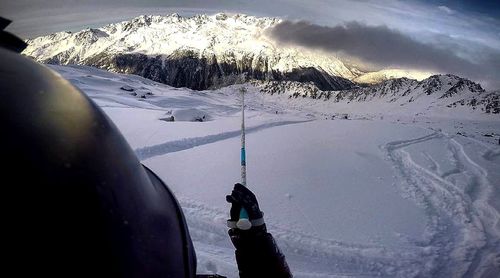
[226,183,265,230]
[225,184,293,277]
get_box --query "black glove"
[226,184,293,277]
[226,183,264,229]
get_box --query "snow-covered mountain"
[353,69,434,84]
[255,74,499,114]
[23,13,357,90]
[22,13,499,114]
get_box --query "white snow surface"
[51,64,500,277]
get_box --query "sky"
[1,0,499,89]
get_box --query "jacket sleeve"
[229,225,292,278]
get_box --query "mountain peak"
[23,13,356,90]
[354,69,434,84]
[22,13,489,96]
[418,74,484,97]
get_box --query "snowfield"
[51,65,500,277]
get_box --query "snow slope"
[51,64,500,277]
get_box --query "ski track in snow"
[135,120,307,160]
[151,125,500,278]
[141,124,443,277]
[127,96,500,276]
[181,197,428,277]
[382,131,500,277]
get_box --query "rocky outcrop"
[70,51,354,90]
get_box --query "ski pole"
[236,87,252,230]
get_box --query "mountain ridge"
[22,13,499,114]
[254,74,499,114]
[23,13,358,90]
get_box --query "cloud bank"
[268,21,500,89]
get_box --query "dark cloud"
[269,21,500,89]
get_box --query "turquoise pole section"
[237,87,251,230]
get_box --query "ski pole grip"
[237,208,252,230]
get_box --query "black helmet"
[0,21,196,277]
